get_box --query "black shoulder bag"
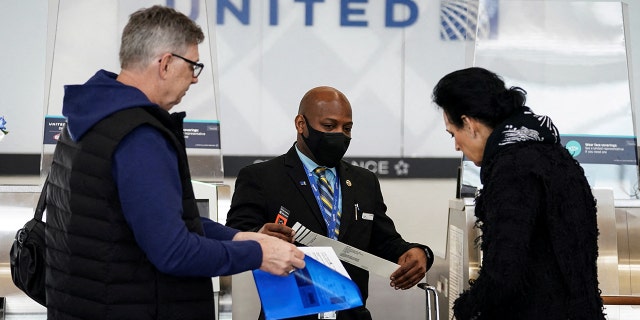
[9,179,48,306]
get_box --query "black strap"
[34,178,48,221]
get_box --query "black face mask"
[302,116,351,168]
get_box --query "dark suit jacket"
[226,145,432,320]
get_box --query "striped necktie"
[314,167,340,238]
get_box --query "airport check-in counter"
[0,181,230,320]
[426,189,640,320]
[611,201,640,303]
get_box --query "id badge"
[318,311,337,319]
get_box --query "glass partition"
[461,0,638,200]
[42,0,223,182]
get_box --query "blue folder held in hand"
[252,255,363,320]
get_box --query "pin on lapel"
[299,181,307,186]
[346,180,352,187]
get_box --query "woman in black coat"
[432,67,606,320]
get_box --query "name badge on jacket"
[319,311,336,319]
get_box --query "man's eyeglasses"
[171,53,204,78]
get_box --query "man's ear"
[295,114,305,134]
[157,53,171,79]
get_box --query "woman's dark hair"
[432,67,527,129]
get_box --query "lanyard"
[306,168,341,240]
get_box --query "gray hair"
[119,5,204,70]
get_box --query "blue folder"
[252,255,363,319]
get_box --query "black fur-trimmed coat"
[453,110,605,320]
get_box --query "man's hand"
[258,223,295,243]
[257,236,306,276]
[389,247,427,290]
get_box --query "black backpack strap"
[34,177,48,221]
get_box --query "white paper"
[299,246,351,279]
[293,222,400,278]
